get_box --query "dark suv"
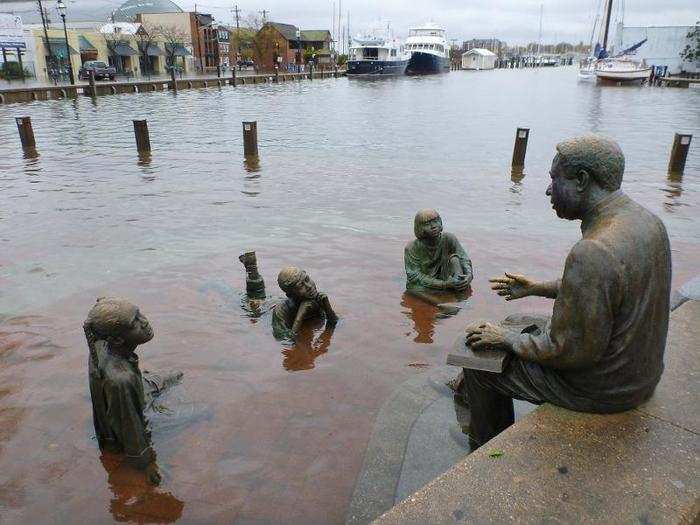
[79,61,116,81]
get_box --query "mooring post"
[15,116,36,151]
[242,121,258,156]
[89,69,97,98]
[170,67,178,93]
[231,67,237,87]
[668,133,692,174]
[133,120,151,153]
[511,127,530,169]
[217,65,221,78]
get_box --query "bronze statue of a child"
[84,298,182,485]
[272,267,338,340]
[404,209,473,307]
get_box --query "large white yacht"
[347,29,408,77]
[404,22,449,75]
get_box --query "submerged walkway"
[373,299,700,524]
[0,70,346,105]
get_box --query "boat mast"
[602,0,613,51]
[536,3,543,57]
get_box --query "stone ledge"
[374,301,700,525]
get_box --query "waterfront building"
[110,0,184,22]
[0,13,28,78]
[462,38,506,55]
[255,22,333,71]
[461,48,497,70]
[613,23,698,74]
[198,18,232,72]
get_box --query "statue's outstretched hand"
[489,272,535,301]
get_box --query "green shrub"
[0,61,33,79]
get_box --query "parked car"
[79,61,116,81]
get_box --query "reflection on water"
[663,171,685,213]
[281,319,335,372]
[101,454,184,523]
[401,289,469,344]
[510,167,525,185]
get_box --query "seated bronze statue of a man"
[84,298,182,485]
[404,209,473,305]
[461,135,671,448]
[272,266,338,340]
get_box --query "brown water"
[0,67,698,523]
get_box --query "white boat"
[347,27,409,77]
[587,0,651,84]
[595,57,651,83]
[404,22,450,75]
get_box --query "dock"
[0,70,346,105]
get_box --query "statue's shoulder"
[102,355,139,389]
[441,232,460,243]
[404,238,421,253]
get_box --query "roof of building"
[301,30,332,42]
[464,48,497,57]
[266,22,300,41]
[111,0,183,23]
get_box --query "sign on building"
[0,13,25,49]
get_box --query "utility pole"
[232,4,240,64]
[259,10,268,23]
[36,0,56,84]
[337,0,341,55]
[232,4,240,29]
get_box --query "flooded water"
[0,67,699,523]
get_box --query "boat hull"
[347,60,408,77]
[595,68,652,83]
[406,52,449,75]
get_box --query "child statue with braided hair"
[84,297,182,485]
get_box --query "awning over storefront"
[112,42,138,56]
[79,36,97,52]
[165,43,191,57]
[144,44,165,56]
[43,38,78,58]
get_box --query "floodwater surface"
[0,67,699,523]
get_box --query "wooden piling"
[242,121,258,156]
[133,120,151,153]
[15,116,36,151]
[231,67,237,87]
[89,69,97,97]
[668,133,692,174]
[170,68,178,93]
[511,127,530,169]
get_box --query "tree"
[679,22,700,66]
[135,23,160,77]
[246,15,280,72]
[154,24,190,73]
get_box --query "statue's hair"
[277,266,305,292]
[414,209,442,239]
[84,297,138,347]
[555,135,625,191]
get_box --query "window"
[391,49,396,56]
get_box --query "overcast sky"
[1,0,697,44]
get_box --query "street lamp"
[295,29,301,73]
[56,0,75,84]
